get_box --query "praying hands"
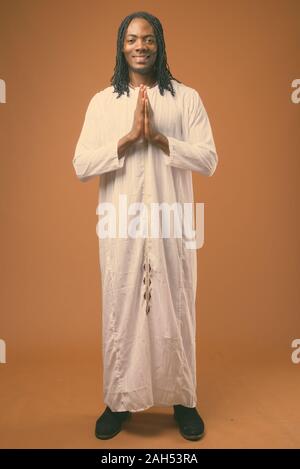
[128,85,170,156]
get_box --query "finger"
[138,89,142,105]
[138,85,144,101]
[144,108,148,136]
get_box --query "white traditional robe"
[72,79,218,412]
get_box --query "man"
[72,11,218,441]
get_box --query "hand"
[144,88,160,143]
[129,85,146,143]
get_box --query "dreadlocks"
[110,11,181,99]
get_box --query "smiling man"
[72,11,218,441]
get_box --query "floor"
[0,345,299,449]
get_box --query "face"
[122,18,158,76]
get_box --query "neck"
[128,72,157,88]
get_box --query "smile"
[133,55,150,62]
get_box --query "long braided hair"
[110,11,181,98]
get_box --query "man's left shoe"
[173,404,205,441]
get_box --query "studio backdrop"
[0,0,299,449]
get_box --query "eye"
[127,37,155,44]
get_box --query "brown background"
[0,0,299,448]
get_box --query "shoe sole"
[95,428,121,440]
[179,429,205,441]
[173,414,205,441]
[95,413,132,440]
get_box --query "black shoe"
[95,406,131,440]
[173,405,205,441]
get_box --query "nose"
[135,40,148,53]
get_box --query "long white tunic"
[73,79,218,412]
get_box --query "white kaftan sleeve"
[163,90,218,176]
[72,93,125,182]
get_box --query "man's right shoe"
[95,406,131,440]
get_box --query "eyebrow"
[126,34,155,38]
